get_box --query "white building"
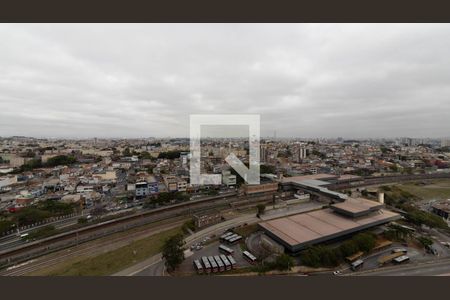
[222,170,237,186]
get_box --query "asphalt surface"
[356,258,450,276]
[0,213,87,251]
[115,213,259,276]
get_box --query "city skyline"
[1,24,450,138]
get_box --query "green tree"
[19,158,43,172]
[78,217,88,224]
[181,219,196,235]
[26,225,57,240]
[45,155,77,167]
[12,208,52,226]
[273,254,295,271]
[158,151,181,160]
[339,240,360,257]
[38,199,74,215]
[138,151,153,160]
[417,236,433,248]
[353,232,376,253]
[0,220,14,235]
[122,147,131,157]
[260,164,276,174]
[404,207,448,229]
[161,233,186,271]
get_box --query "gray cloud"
[0,24,449,138]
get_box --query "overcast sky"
[0,24,449,139]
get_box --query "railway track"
[0,192,239,268]
[0,218,187,276]
[2,173,448,272]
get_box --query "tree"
[181,219,196,235]
[45,155,77,167]
[256,204,266,217]
[78,217,88,224]
[260,164,276,174]
[138,151,153,160]
[417,236,433,248]
[162,233,185,271]
[272,254,295,271]
[339,240,360,257]
[353,232,376,253]
[26,225,57,240]
[122,147,131,157]
[0,220,14,235]
[158,151,181,160]
[38,199,74,215]
[12,208,51,226]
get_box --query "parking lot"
[177,239,253,275]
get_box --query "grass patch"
[396,179,450,201]
[30,226,182,276]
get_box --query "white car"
[333,270,342,275]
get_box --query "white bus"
[228,235,242,245]
[214,255,225,272]
[243,251,257,264]
[201,256,211,274]
[227,255,237,269]
[193,259,204,274]
[220,254,232,271]
[219,244,234,255]
[220,232,234,241]
[351,259,364,271]
[393,255,410,264]
[208,256,218,273]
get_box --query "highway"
[355,259,450,276]
[0,213,84,251]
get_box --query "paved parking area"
[177,240,253,275]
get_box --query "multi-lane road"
[355,258,450,276]
[0,213,86,251]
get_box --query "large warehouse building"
[259,197,400,253]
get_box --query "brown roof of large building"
[259,208,399,248]
[331,197,383,214]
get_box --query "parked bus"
[193,259,204,274]
[219,244,234,255]
[220,231,234,241]
[227,255,237,269]
[351,259,364,271]
[393,255,410,265]
[220,254,232,271]
[228,235,242,245]
[201,256,211,274]
[214,255,225,272]
[243,251,257,264]
[224,233,238,242]
[208,256,218,273]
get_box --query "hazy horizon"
[1,24,450,139]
